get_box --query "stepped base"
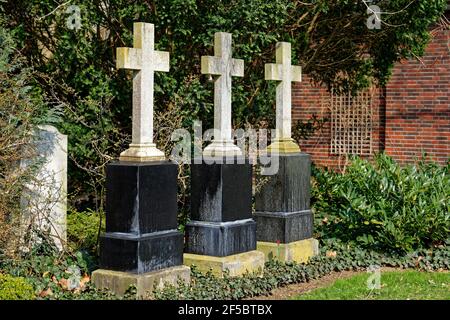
[92,265,191,298]
[257,238,319,263]
[254,210,313,243]
[184,250,265,277]
[185,219,256,257]
[99,230,184,274]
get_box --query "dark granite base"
[99,230,184,274]
[105,161,178,234]
[254,210,313,243]
[255,153,311,213]
[99,161,183,275]
[190,157,252,222]
[185,219,257,257]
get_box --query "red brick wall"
[385,28,449,165]
[292,27,449,168]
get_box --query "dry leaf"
[59,278,69,290]
[39,288,53,298]
[80,274,90,288]
[326,250,337,258]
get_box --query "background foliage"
[67,209,105,254]
[0,0,446,209]
[311,154,450,253]
[0,24,58,256]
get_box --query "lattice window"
[330,89,373,156]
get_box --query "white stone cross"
[265,42,302,153]
[116,22,170,161]
[201,32,244,157]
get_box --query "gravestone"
[21,125,67,251]
[184,32,264,277]
[255,42,319,263]
[92,22,190,298]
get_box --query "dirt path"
[248,267,404,300]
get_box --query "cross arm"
[201,56,223,75]
[265,63,282,81]
[231,59,244,77]
[116,47,142,70]
[291,65,302,82]
[154,50,170,72]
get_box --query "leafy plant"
[67,209,105,254]
[0,274,35,300]
[312,154,450,252]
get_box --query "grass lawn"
[294,270,449,300]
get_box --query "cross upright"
[265,42,302,153]
[201,32,244,157]
[116,22,170,162]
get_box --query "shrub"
[0,24,58,256]
[312,154,450,253]
[0,274,35,300]
[67,210,105,253]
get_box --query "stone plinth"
[257,238,319,264]
[92,265,191,298]
[255,153,318,263]
[185,157,262,275]
[184,250,265,277]
[94,161,189,294]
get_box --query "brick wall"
[292,27,449,168]
[384,28,449,165]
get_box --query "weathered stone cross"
[116,22,169,161]
[201,32,244,157]
[265,42,302,153]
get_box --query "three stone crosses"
[92,22,313,297]
[116,22,302,160]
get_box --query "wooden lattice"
[330,89,373,156]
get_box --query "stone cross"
[265,42,302,153]
[201,32,244,156]
[116,22,169,161]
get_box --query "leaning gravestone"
[21,125,68,251]
[92,22,190,297]
[255,42,319,263]
[183,32,265,277]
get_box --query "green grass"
[294,271,450,300]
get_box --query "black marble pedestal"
[99,161,184,274]
[254,153,314,243]
[185,157,256,257]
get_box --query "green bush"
[312,154,450,253]
[0,274,35,300]
[67,210,105,253]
